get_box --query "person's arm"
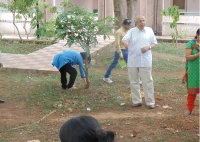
[122,29,131,49]
[77,55,86,79]
[141,44,156,53]
[185,48,200,61]
[79,63,86,78]
[115,32,123,59]
[121,40,129,49]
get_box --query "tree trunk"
[126,0,137,27]
[23,15,29,40]
[84,59,89,89]
[13,12,22,41]
[113,0,126,29]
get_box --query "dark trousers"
[59,63,77,89]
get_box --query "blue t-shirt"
[52,50,86,78]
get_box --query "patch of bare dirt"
[164,115,199,132]
[0,102,41,125]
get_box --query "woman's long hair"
[194,28,200,39]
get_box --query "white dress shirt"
[122,27,157,67]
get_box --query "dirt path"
[50,110,172,123]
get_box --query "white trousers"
[128,67,155,105]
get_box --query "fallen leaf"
[117,96,122,99]
[53,101,63,108]
[140,91,144,98]
[67,108,73,113]
[132,130,137,137]
[65,100,74,104]
[163,125,167,128]
[120,103,125,106]
[163,105,172,109]
[165,128,175,133]
[53,104,58,108]
[87,108,91,111]
[163,105,169,109]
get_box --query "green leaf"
[55,1,115,53]
[50,6,57,13]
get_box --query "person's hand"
[119,55,124,60]
[141,46,150,53]
[122,40,129,49]
[0,63,3,68]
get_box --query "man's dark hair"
[59,115,115,142]
[80,52,91,64]
[123,18,131,25]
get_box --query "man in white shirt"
[122,15,157,109]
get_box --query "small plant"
[161,6,180,43]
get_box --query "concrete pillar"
[98,0,114,19]
[98,0,105,19]
[105,0,114,17]
[156,0,164,35]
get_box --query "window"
[173,0,186,10]
[171,0,186,12]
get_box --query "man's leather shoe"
[132,103,142,107]
[0,99,5,103]
[148,104,155,109]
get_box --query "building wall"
[187,0,199,13]
[162,0,200,36]
[138,0,155,29]
[98,0,114,20]
[69,0,97,12]
[55,0,97,12]
[164,0,200,12]
[156,0,164,35]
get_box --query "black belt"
[121,49,128,51]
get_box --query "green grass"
[153,56,184,72]
[0,41,49,54]
[154,42,186,57]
